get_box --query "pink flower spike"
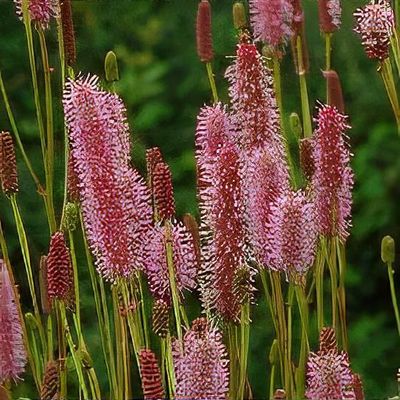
[312,104,354,242]
[13,0,59,29]
[318,0,342,33]
[63,75,152,281]
[143,222,197,303]
[249,0,294,48]
[173,318,229,400]
[267,190,317,275]
[354,0,395,60]
[0,260,27,384]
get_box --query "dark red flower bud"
[318,326,337,354]
[67,153,79,203]
[60,0,76,66]
[323,70,345,113]
[40,360,59,400]
[139,349,165,400]
[0,131,18,195]
[299,137,315,181]
[152,299,170,338]
[153,162,175,221]
[196,0,214,62]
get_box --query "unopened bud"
[323,70,345,113]
[381,235,395,264]
[196,0,214,62]
[62,202,78,232]
[289,112,302,139]
[233,2,247,30]
[104,51,119,82]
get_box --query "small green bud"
[233,2,247,30]
[269,339,279,365]
[62,202,78,232]
[104,51,119,82]
[25,312,38,330]
[289,112,302,139]
[381,235,395,264]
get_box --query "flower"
[173,318,229,400]
[354,0,394,60]
[312,104,353,242]
[13,0,59,29]
[318,0,342,33]
[143,222,197,303]
[267,190,317,275]
[0,131,18,195]
[196,0,214,62]
[249,0,294,48]
[63,75,152,281]
[152,161,176,221]
[0,260,27,383]
[225,43,284,154]
[40,360,59,400]
[139,349,165,400]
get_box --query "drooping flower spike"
[249,0,294,48]
[13,0,59,29]
[63,74,152,281]
[173,318,229,400]
[354,0,395,60]
[312,104,353,242]
[0,260,27,384]
[318,0,342,33]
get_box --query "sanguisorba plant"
[0,0,399,399]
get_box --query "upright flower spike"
[173,318,229,400]
[67,154,79,203]
[267,190,317,276]
[40,360,59,400]
[195,104,248,320]
[318,0,342,33]
[196,0,214,62]
[306,327,356,400]
[60,0,76,66]
[13,0,59,29]
[46,231,74,306]
[312,104,354,242]
[225,42,284,154]
[354,0,395,60]
[0,260,27,384]
[249,0,294,48]
[143,222,197,303]
[139,349,165,400]
[63,75,152,280]
[0,132,19,195]
[152,161,176,221]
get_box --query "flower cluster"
[63,75,152,281]
[173,318,229,399]
[318,0,342,33]
[13,0,59,29]
[139,349,164,400]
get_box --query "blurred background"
[0,0,399,397]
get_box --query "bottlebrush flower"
[312,104,353,242]
[0,260,27,383]
[60,0,76,65]
[300,137,315,181]
[306,327,356,400]
[225,43,284,154]
[354,0,394,60]
[249,0,294,48]
[152,162,175,221]
[267,190,317,275]
[40,360,59,400]
[196,0,214,62]
[139,349,165,400]
[243,147,290,269]
[318,0,342,33]
[173,318,229,400]
[152,299,170,338]
[0,132,18,195]
[46,231,74,306]
[63,75,152,281]
[13,0,59,29]
[143,222,197,303]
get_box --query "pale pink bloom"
[225,43,284,154]
[143,222,197,302]
[249,0,294,47]
[354,0,395,60]
[63,75,152,281]
[13,0,59,29]
[312,104,353,242]
[0,260,27,383]
[267,191,317,274]
[173,318,229,400]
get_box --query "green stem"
[336,239,348,351]
[56,302,67,400]
[387,262,400,336]
[315,245,325,332]
[138,273,150,348]
[238,303,250,400]
[205,62,218,103]
[112,287,124,400]
[325,33,332,71]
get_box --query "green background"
[0,0,399,398]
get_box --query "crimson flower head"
[13,0,59,29]
[318,0,342,33]
[267,190,317,276]
[152,161,176,221]
[249,0,294,48]
[354,0,395,60]
[139,349,165,400]
[225,42,284,154]
[0,260,27,384]
[312,104,353,242]
[173,318,229,400]
[143,222,197,303]
[63,75,152,281]
[196,0,214,62]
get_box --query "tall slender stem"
[205,62,218,103]
[387,261,400,336]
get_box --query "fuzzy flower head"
[173,318,229,400]
[225,43,284,154]
[318,0,342,33]
[13,0,59,29]
[306,327,356,400]
[354,0,395,60]
[0,260,27,383]
[267,190,317,276]
[249,0,294,48]
[63,75,152,281]
[312,104,353,242]
[143,222,197,303]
